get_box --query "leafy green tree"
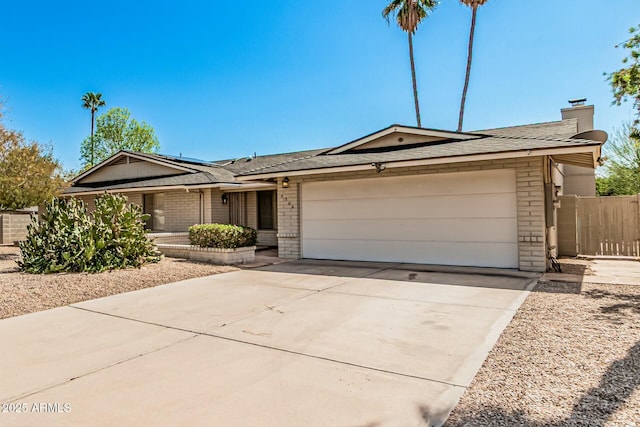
[80,107,160,169]
[383,0,438,128]
[457,0,488,132]
[608,24,640,139]
[596,123,640,196]
[81,92,106,167]
[0,107,65,210]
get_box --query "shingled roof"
[65,117,601,194]
[231,119,597,177]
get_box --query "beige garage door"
[301,169,518,268]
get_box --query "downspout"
[544,156,559,262]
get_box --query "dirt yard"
[0,246,237,320]
[446,258,640,426]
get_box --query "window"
[257,191,276,230]
[143,193,165,231]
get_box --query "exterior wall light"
[372,162,386,173]
[282,177,290,188]
[221,193,228,205]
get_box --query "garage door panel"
[303,193,516,221]
[303,239,519,269]
[301,170,519,269]
[303,218,518,243]
[303,170,517,201]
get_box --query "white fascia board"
[327,126,480,155]
[218,182,277,191]
[64,181,276,197]
[236,145,601,181]
[64,184,218,197]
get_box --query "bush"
[189,223,257,249]
[18,194,161,274]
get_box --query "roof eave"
[236,145,602,181]
[71,151,197,184]
[62,180,274,197]
[326,125,483,155]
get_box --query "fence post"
[576,196,581,256]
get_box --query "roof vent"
[568,98,587,107]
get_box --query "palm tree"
[383,0,437,128]
[457,0,488,132]
[81,92,106,167]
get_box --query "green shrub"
[18,194,161,274]
[189,223,257,249]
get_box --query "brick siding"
[276,157,547,272]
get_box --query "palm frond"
[382,0,438,33]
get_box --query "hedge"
[189,223,257,249]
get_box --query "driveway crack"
[7,332,198,403]
[68,305,466,389]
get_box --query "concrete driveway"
[0,261,537,426]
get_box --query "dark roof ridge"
[240,152,321,175]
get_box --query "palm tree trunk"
[90,110,95,166]
[408,32,422,127]
[458,6,478,132]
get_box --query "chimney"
[561,98,594,133]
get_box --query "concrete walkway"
[0,261,538,426]
[542,259,640,286]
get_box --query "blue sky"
[1,1,637,171]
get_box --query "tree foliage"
[80,107,160,169]
[81,92,106,167]
[596,123,640,196]
[382,0,438,127]
[608,24,640,138]
[0,108,65,211]
[19,194,161,274]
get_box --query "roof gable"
[326,125,482,155]
[73,152,195,185]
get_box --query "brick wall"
[211,189,229,224]
[257,230,278,246]
[277,179,301,258]
[276,157,547,272]
[164,191,200,231]
[0,213,35,244]
[74,190,199,232]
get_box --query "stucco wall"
[562,165,596,197]
[276,157,547,272]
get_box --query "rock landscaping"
[446,258,640,426]
[0,246,236,320]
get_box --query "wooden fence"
[558,195,640,257]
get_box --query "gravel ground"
[446,259,640,427]
[0,246,237,320]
